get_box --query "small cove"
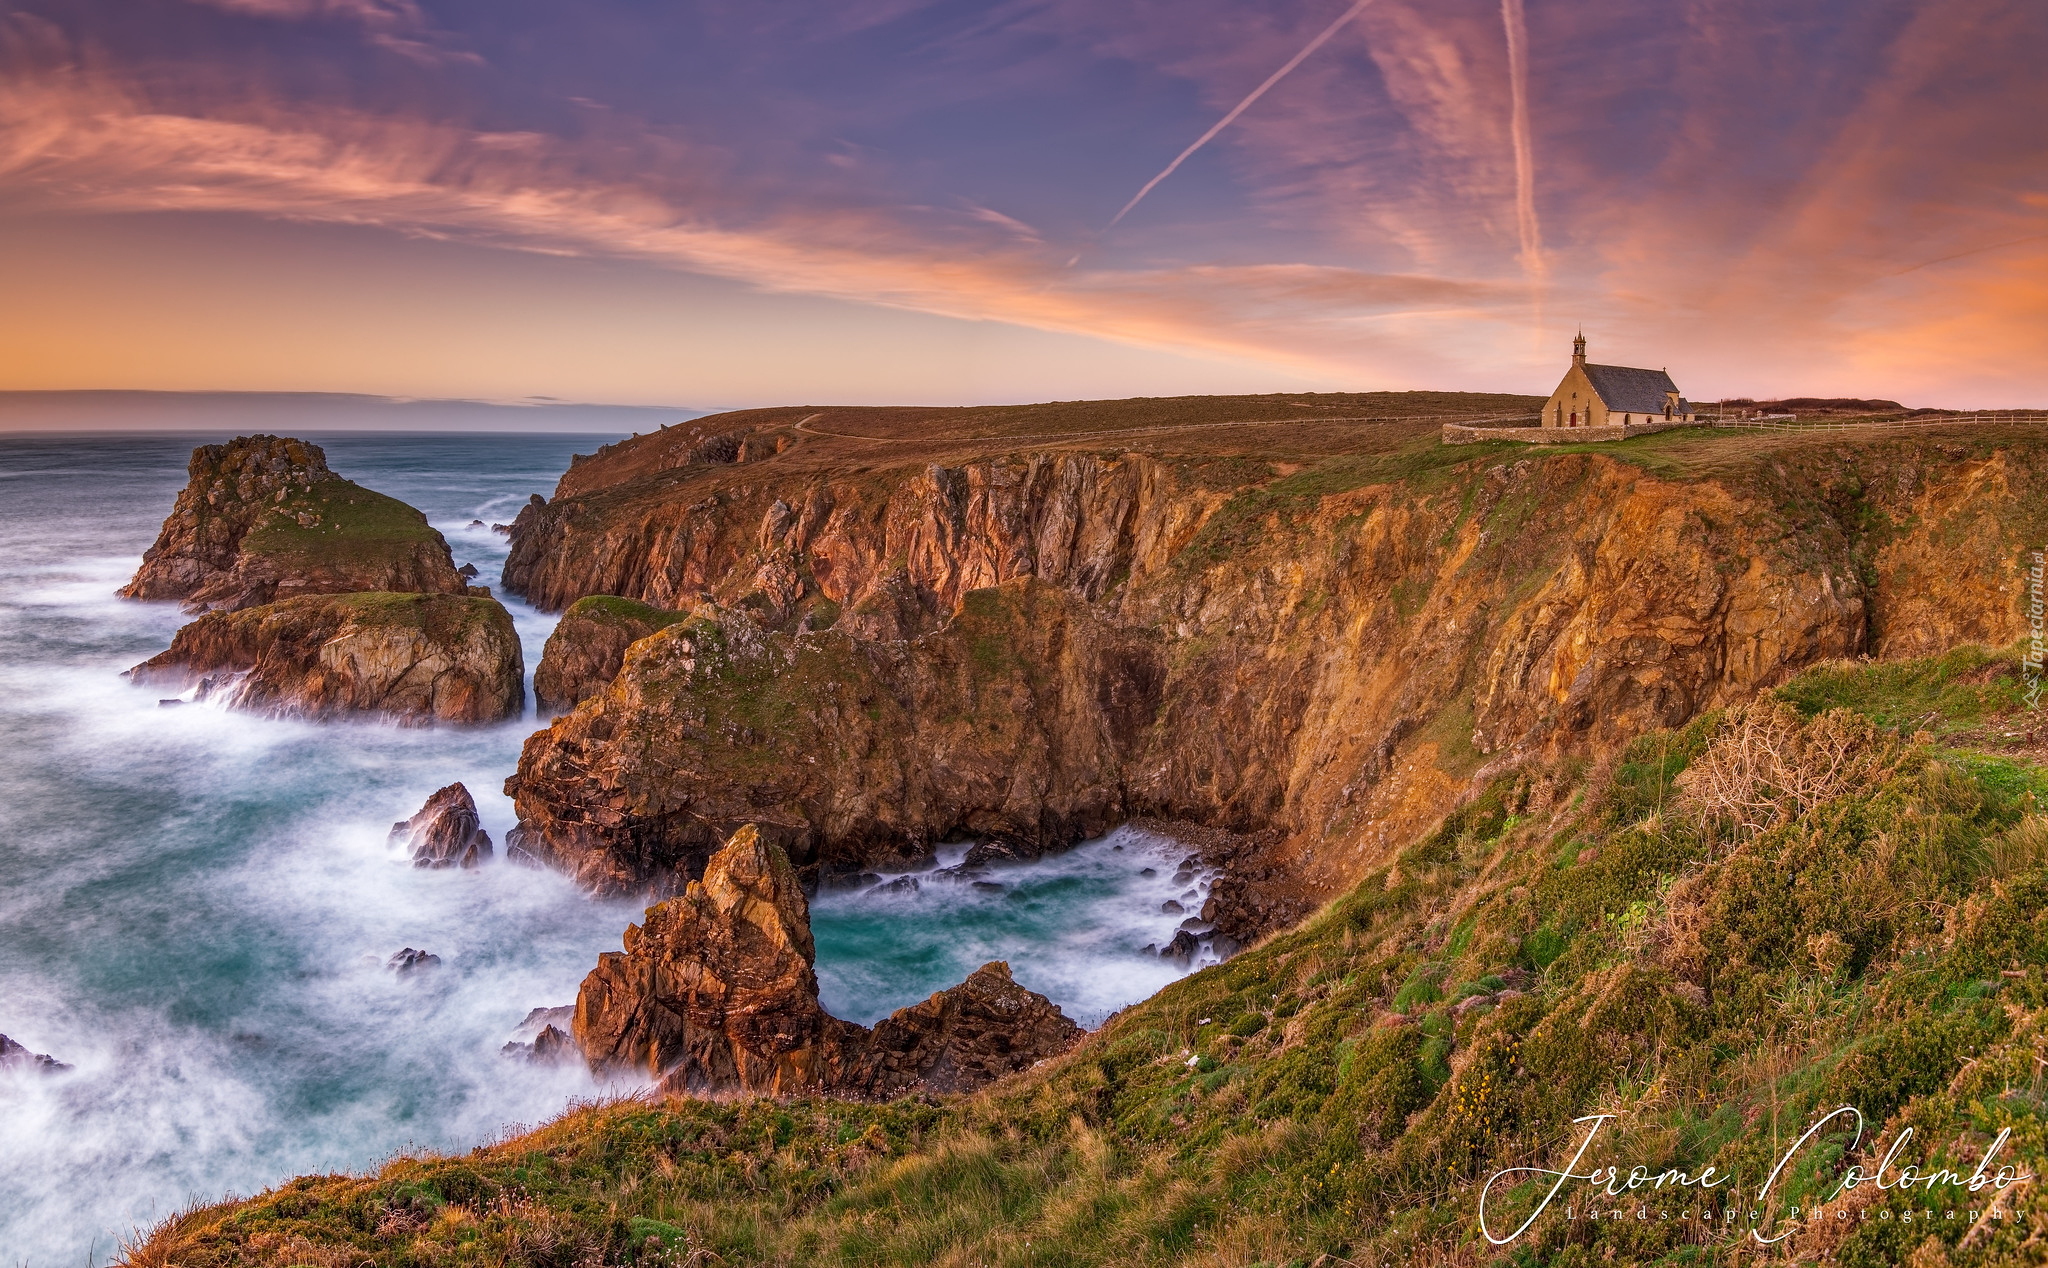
[0,433,1216,1264]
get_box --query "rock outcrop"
[574,826,1081,1100]
[574,824,867,1096]
[128,592,524,725]
[0,1034,70,1074]
[508,579,1160,895]
[389,783,493,867]
[838,961,1083,1097]
[387,948,441,976]
[120,435,468,613]
[532,596,686,715]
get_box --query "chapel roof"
[1582,363,1681,414]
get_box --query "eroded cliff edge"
[501,409,2043,923]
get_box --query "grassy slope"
[238,477,452,576]
[131,646,2048,1268]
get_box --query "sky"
[1,0,2043,411]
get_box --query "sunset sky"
[2,0,2044,410]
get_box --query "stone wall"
[1441,420,1698,445]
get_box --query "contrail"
[1499,0,1544,279]
[1882,232,2048,278]
[1106,0,1375,231]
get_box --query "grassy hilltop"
[130,644,2048,1266]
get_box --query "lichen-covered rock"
[389,783,493,867]
[532,595,686,715]
[128,593,524,725]
[120,434,468,613]
[840,961,1083,1097]
[574,825,865,1097]
[574,826,1080,1101]
[508,578,1160,896]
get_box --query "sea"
[0,432,1211,1265]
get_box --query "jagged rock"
[530,1025,576,1064]
[500,1005,577,1062]
[387,948,441,976]
[532,595,686,714]
[575,825,864,1097]
[575,826,1080,1100]
[389,783,493,868]
[119,435,467,613]
[128,592,524,725]
[458,563,480,579]
[0,1034,70,1073]
[838,962,1083,1098]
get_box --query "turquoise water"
[0,433,1212,1264]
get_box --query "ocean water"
[0,432,1213,1265]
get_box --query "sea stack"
[128,592,524,725]
[119,435,469,613]
[389,783,494,867]
[122,437,525,725]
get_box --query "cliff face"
[532,595,687,715]
[502,424,2045,913]
[129,592,524,725]
[121,435,468,613]
[573,825,1079,1099]
[508,579,1160,894]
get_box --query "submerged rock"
[501,1007,580,1064]
[575,825,1081,1101]
[0,1034,70,1074]
[387,947,441,976]
[128,592,524,725]
[532,595,687,715]
[119,435,467,614]
[389,783,494,868]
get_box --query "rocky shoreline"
[104,419,2048,1110]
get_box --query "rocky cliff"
[500,418,2045,918]
[574,825,1080,1099]
[532,595,687,715]
[129,592,524,725]
[120,434,468,613]
[508,578,1160,894]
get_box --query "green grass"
[238,477,452,574]
[564,594,689,630]
[129,646,2048,1268]
[1775,644,2030,736]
